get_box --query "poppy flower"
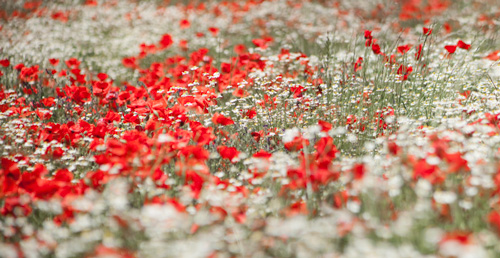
[217,146,240,163]
[372,43,382,55]
[233,88,249,98]
[19,65,40,82]
[14,63,25,71]
[318,120,332,132]
[65,57,81,69]
[159,34,173,49]
[364,30,373,46]
[1,197,32,216]
[444,45,457,54]
[489,211,500,237]
[284,136,308,151]
[252,36,273,50]
[0,59,10,67]
[253,149,272,160]
[251,131,263,142]
[352,164,365,180]
[314,136,338,161]
[457,40,470,50]
[244,108,257,119]
[397,45,411,55]
[208,27,219,36]
[485,50,500,61]
[85,0,98,6]
[35,108,52,120]
[364,30,372,40]
[180,19,190,29]
[40,97,55,107]
[122,57,137,69]
[212,113,234,126]
[179,39,188,50]
[423,27,432,36]
[354,57,363,72]
[234,44,247,55]
[97,73,108,81]
[46,59,57,68]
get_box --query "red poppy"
[35,108,52,120]
[88,245,136,258]
[97,73,108,81]
[413,159,444,184]
[354,57,363,72]
[397,64,413,80]
[244,108,257,119]
[346,114,357,125]
[423,27,432,36]
[252,36,273,49]
[1,158,21,196]
[180,146,210,161]
[372,43,381,55]
[233,88,249,98]
[71,85,92,104]
[179,19,190,29]
[364,30,372,40]
[388,141,401,155]
[234,44,247,55]
[93,81,111,97]
[49,58,60,66]
[212,113,234,126]
[217,146,240,163]
[1,197,32,216]
[122,57,137,69]
[444,45,457,54]
[457,40,470,50]
[314,136,338,161]
[208,27,219,36]
[253,149,272,159]
[284,136,308,151]
[179,39,188,50]
[364,30,373,46]
[19,65,40,82]
[159,34,173,49]
[54,168,73,182]
[65,57,81,69]
[352,164,365,180]
[397,45,411,55]
[85,0,98,6]
[485,50,500,61]
[0,59,10,67]
[489,211,500,237]
[41,97,56,107]
[444,152,469,173]
[318,120,332,132]
[14,63,25,71]
[251,131,263,142]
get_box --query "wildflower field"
[2,0,500,257]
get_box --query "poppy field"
[2,0,500,257]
